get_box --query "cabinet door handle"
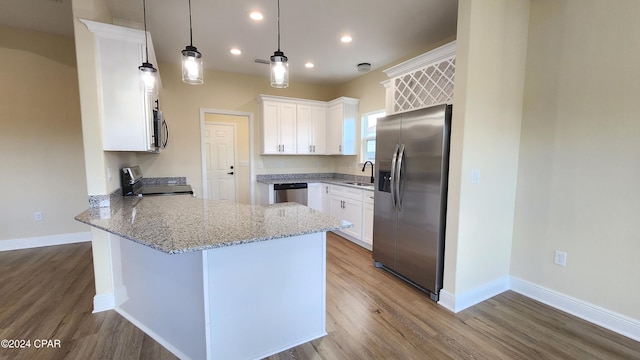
[313,145,316,152]
[309,145,312,152]
[339,145,342,152]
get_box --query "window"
[361,110,385,162]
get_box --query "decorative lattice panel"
[391,57,455,114]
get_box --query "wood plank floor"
[1,233,638,359]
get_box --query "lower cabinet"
[362,192,374,247]
[321,183,331,213]
[330,195,363,241]
[327,184,374,250]
[270,181,373,250]
[307,183,323,211]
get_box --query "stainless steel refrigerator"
[373,104,452,301]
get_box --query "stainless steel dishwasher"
[274,183,308,205]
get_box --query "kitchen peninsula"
[75,195,350,360]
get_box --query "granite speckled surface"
[256,173,375,190]
[75,195,351,254]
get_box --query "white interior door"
[204,123,236,202]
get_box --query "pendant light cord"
[188,0,193,47]
[277,0,281,51]
[143,0,149,62]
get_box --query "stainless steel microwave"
[153,108,168,151]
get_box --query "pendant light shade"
[139,62,158,93]
[181,0,203,84]
[270,50,288,88]
[270,0,289,88]
[139,0,158,94]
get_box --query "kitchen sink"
[345,182,374,187]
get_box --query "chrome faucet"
[362,161,375,183]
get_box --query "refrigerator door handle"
[396,144,406,211]
[390,144,400,210]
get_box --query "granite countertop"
[257,177,375,191]
[75,196,351,254]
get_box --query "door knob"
[227,172,234,175]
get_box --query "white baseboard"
[437,290,456,312]
[93,293,115,313]
[511,277,640,342]
[114,307,192,360]
[439,276,510,313]
[331,231,372,251]
[0,232,91,252]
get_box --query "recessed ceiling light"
[230,48,242,55]
[249,11,263,20]
[341,35,353,43]
[305,62,314,69]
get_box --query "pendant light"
[270,0,289,88]
[139,0,158,94]
[181,0,203,84]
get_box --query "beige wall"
[443,0,529,297]
[0,25,88,241]
[143,61,337,200]
[512,0,640,319]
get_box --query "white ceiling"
[1,0,458,86]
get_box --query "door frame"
[200,108,255,204]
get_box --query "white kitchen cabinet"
[326,97,359,155]
[259,100,297,154]
[297,104,327,154]
[258,95,358,155]
[362,191,375,247]
[307,183,323,211]
[321,183,331,213]
[329,185,363,243]
[381,41,456,115]
[81,19,161,152]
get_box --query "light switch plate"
[471,169,480,184]
[554,250,567,267]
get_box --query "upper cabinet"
[382,41,456,115]
[258,95,355,155]
[81,19,162,152]
[260,99,297,154]
[297,104,326,154]
[326,97,359,155]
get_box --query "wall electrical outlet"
[554,250,567,267]
[34,212,43,221]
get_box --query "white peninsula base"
[110,232,327,360]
